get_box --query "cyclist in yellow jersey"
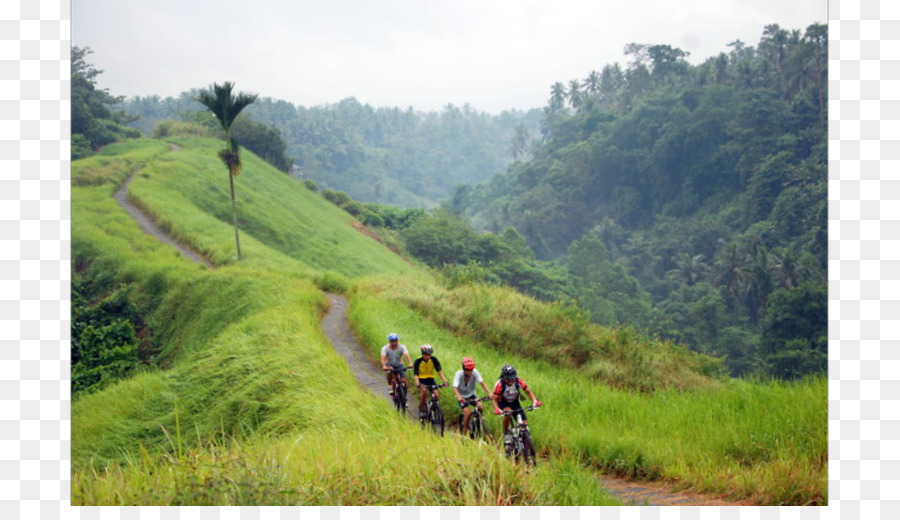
[413,344,448,419]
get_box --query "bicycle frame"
[386,365,410,387]
[384,365,411,413]
[502,405,539,465]
[420,383,446,436]
[458,396,490,437]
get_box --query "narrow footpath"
[321,293,395,405]
[112,144,213,268]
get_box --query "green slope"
[73,136,424,462]
[112,136,421,275]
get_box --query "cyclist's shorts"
[459,395,480,408]
[419,377,437,389]
[499,398,526,421]
[387,362,407,376]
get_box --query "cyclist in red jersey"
[492,364,541,446]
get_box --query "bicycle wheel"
[503,431,514,458]
[430,403,445,437]
[472,413,486,440]
[521,429,537,466]
[396,383,407,414]
[460,411,477,439]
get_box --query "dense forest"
[438,23,828,378]
[71,47,141,158]
[118,93,541,208]
[319,23,827,379]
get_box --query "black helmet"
[500,364,517,379]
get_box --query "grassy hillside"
[72,137,826,505]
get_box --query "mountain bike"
[499,405,540,465]
[418,382,447,436]
[457,396,491,439]
[383,365,411,415]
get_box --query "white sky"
[73,0,827,114]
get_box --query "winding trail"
[321,293,395,405]
[113,144,213,268]
[112,153,740,506]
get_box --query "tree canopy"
[71,46,140,158]
[443,23,827,379]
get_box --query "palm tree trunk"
[229,171,242,261]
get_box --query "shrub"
[313,271,350,294]
[72,134,93,159]
[153,120,211,139]
[72,319,140,397]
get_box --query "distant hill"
[118,94,543,208]
[445,23,828,378]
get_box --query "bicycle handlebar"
[383,365,412,372]
[459,396,491,409]
[496,404,542,415]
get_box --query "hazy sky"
[73,0,827,114]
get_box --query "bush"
[72,274,148,398]
[312,271,350,294]
[322,189,352,207]
[72,134,93,159]
[153,120,210,139]
[72,319,140,397]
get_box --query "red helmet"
[462,357,475,370]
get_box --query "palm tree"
[715,243,746,310]
[566,79,583,110]
[599,64,625,114]
[745,243,776,327]
[195,81,258,261]
[785,23,827,125]
[584,71,601,97]
[713,52,729,84]
[508,123,532,162]
[549,82,566,113]
[667,253,709,286]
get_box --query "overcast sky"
[73,0,827,114]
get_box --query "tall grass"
[355,276,724,392]
[349,279,827,505]
[72,138,171,188]
[74,423,621,506]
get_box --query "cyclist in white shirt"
[452,357,492,435]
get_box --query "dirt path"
[321,293,396,405]
[112,144,213,268]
